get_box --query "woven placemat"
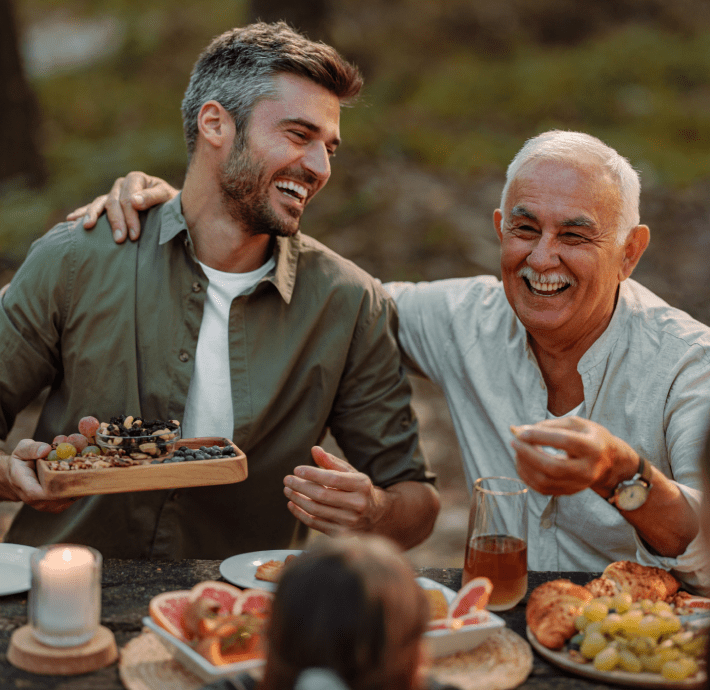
[429,627,533,690]
[119,629,204,690]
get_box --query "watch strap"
[607,456,652,507]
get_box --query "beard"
[219,139,307,238]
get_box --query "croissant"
[526,579,593,650]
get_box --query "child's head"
[261,535,430,690]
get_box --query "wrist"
[593,445,640,500]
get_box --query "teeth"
[530,280,567,293]
[275,180,307,200]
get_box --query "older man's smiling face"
[494,158,631,349]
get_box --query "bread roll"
[526,579,593,650]
[602,561,680,602]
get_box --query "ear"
[196,100,235,152]
[618,224,650,281]
[494,208,504,242]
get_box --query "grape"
[638,614,664,640]
[651,601,672,615]
[681,634,707,657]
[593,646,619,672]
[581,631,607,659]
[56,442,77,459]
[613,592,633,613]
[584,601,609,622]
[78,416,100,443]
[640,653,664,673]
[574,614,589,632]
[81,445,101,456]
[67,433,89,452]
[47,449,60,462]
[601,613,623,635]
[619,609,643,636]
[618,649,642,673]
[52,434,69,445]
[661,658,696,681]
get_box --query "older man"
[71,131,710,591]
[0,23,439,558]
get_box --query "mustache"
[517,266,577,286]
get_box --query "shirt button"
[179,351,190,362]
[192,282,201,293]
[541,518,553,530]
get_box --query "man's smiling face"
[219,72,341,237]
[494,158,630,347]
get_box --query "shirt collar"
[157,192,299,304]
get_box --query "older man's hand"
[283,446,388,537]
[1,439,78,512]
[510,416,638,497]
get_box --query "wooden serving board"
[37,437,247,498]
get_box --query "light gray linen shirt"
[386,276,710,593]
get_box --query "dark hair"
[259,536,429,690]
[181,21,363,161]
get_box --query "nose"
[526,232,561,272]
[302,142,331,183]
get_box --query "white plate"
[527,625,707,689]
[219,549,303,592]
[0,543,37,596]
[418,577,506,658]
[143,617,264,682]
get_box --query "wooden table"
[0,560,617,689]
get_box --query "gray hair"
[181,22,363,162]
[500,130,641,242]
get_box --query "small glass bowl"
[95,425,181,460]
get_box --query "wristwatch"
[608,456,653,511]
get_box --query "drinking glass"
[462,476,528,611]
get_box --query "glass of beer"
[462,476,528,611]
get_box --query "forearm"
[369,480,440,550]
[615,468,699,557]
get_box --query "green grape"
[574,614,589,632]
[593,646,620,672]
[619,610,643,636]
[639,599,654,613]
[601,613,623,635]
[584,601,609,622]
[581,631,607,659]
[681,634,707,657]
[585,621,603,636]
[656,612,681,636]
[629,636,656,656]
[613,592,633,613]
[56,442,77,459]
[47,449,60,462]
[618,649,643,673]
[81,445,101,456]
[651,601,673,615]
[657,646,681,663]
[638,615,664,640]
[639,653,664,673]
[661,658,696,681]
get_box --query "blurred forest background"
[2,0,710,566]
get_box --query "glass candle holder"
[29,544,101,647]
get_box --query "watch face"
[618,482,649,511]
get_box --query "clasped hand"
[510,416,637,497]
[283,446,387,537]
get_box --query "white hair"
[500,130,641,243]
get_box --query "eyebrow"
[280,117,341,148]
[509,205,596,229]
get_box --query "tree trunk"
[0,0,46,188]
[248,0,331,42]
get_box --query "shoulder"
[386,275,508,323]
[621,280,710,359]
[294,233,391,309]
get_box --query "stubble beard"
[219,140,301,238]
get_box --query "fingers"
[285,499,347,537]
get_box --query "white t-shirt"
[182,257,275,439]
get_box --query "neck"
[181,167,273,273]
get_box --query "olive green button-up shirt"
[2,195,432,558]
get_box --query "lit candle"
[30,545,101,647]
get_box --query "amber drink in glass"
[463,476,528,611]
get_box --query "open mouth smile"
[275,180,308,203]
[523,277,572,297]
